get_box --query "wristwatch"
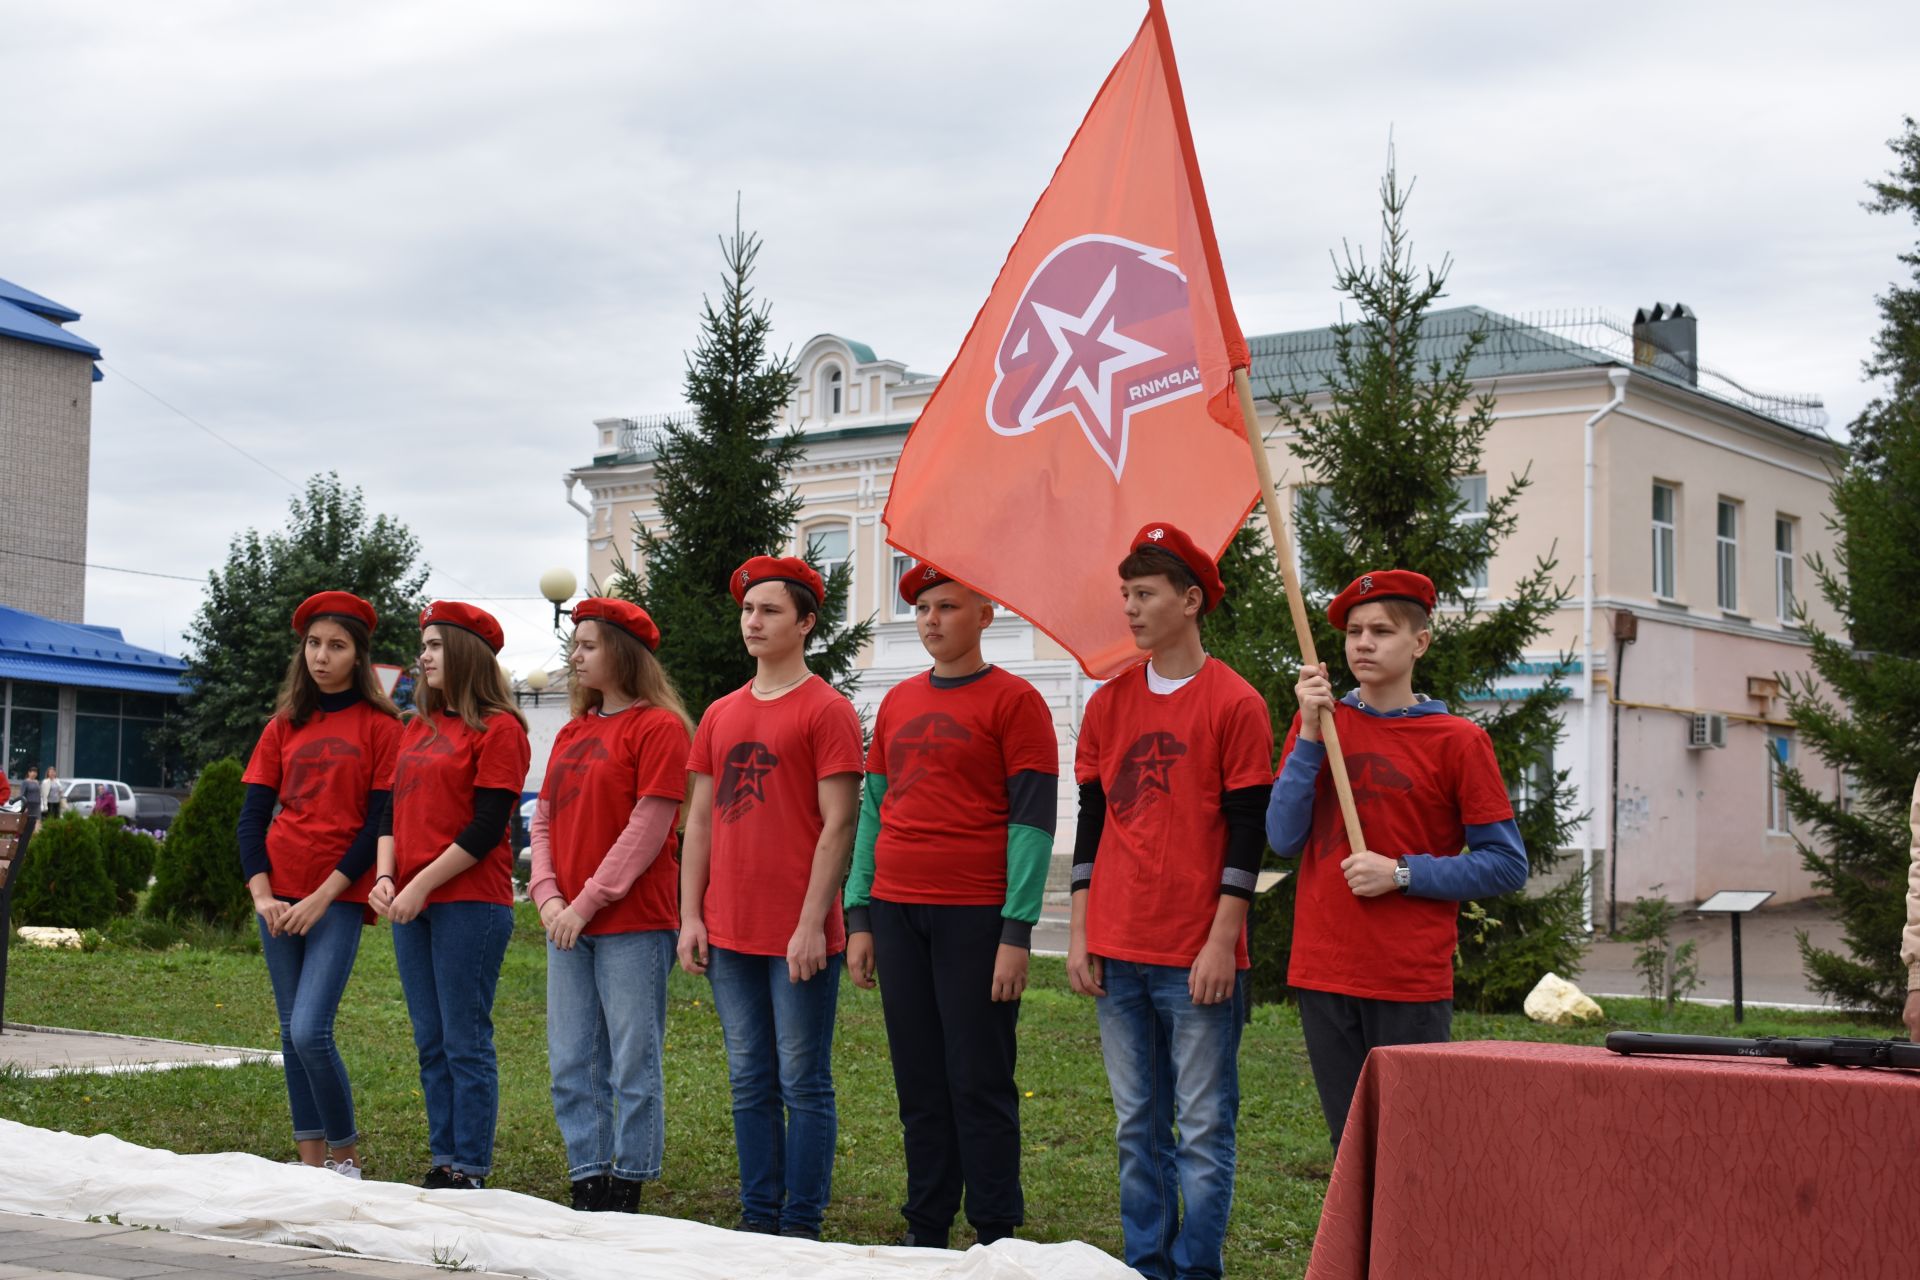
[1392,858,1411,893]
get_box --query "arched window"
[822,365,844,416]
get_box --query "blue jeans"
[705,946,841,1234]
[1094,960,1246,1280]
[391,901,514,1177]
[258,901,365,1147]
[547,929,674,1181]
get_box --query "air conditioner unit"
[1687,712,1728,750]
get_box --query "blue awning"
[0,653,189,696]
[0,605,190,697]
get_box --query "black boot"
[601,1178,643,1213]
[570,1174,612,1211]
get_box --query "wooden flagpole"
[1234,367,1368,854]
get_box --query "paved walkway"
[0,1213,521,1279]
[0,1024,279,1077]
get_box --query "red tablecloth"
[1306,1039,1917,1280]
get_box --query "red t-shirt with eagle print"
[866,666,1059,905]
[540,705,691,936]
[243,701,401,903]
[1279,702,1515,1002]
[1074,657,1274,969]
[688,676,864,957]
[391,710,532,906]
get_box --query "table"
[1306,1040,1918,1280]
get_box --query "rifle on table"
[1605,1031,1920,1070]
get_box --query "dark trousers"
[870,899,1023,1239]
[1296,987,1451,1149]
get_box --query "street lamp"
[525,669,550,692]
[540,568,579,630]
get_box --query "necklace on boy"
[752,672,810,696]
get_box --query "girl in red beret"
[528,598,692,1213]
[239,591,402,1180]
[371,602,531,1190]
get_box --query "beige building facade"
[569,306,1847,913]
[0,277,97,624]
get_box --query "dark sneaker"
[570,1175,612,1211]
[601,1178,643,1214]
[422,1166,455,1190]
[972,1222,1016,1246]
[734,1218,778,1235]
[443,1170,486,1190]
[778,1225,820,1241]
[894,1230,950,1250]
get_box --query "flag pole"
[1233,367,1368,854]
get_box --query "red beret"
[419,600,505,654]
[731,555,826,606]
[571,597,662,651]
[898,559,958,605]
[292,591,376,635]
[1327,570,1437,629]
[1127,521,1226,614]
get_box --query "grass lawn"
[0,907,1901,1280]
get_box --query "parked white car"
[59,779,137,822]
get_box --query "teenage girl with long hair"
[529,598,694,1213]
[239,591,402,1180]
[371,601,531,1190]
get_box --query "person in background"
[1902,772,1919,1045]
[95,783,118,818]
[40,766,61,819]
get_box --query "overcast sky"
[4,0,1914,671]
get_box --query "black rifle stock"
[1605,1031,1920,1069]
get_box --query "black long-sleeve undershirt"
[237,783,390,889]
[1070,781,1273,899]
[379,786,517,861]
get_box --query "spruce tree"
[1782,118,1920,1014]
[168,474,429,772]
[604,215,872,718]
[1210,156,1584,1012]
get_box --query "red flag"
[883,0,1255,679]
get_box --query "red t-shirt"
[540,705,691,936]
[243,702,401,902]
[1282,702,1515,1002]
[868,667,1058,905]
[391,710,532,906]
[688,676,863,957]
[1074,658,1273,969]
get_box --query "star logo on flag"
[987,235,1206,481]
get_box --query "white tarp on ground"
[0,1120,1134,1279]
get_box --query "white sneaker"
[325,1158,363,1180]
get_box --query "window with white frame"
[822,365,844,417]
[1507,739,1553,811]
[1775,516,1797,622]
[1715,498,1740,612]
[804,522,852,612]
[1651,482,1678,599]
[1766,735,1792,834]
[1455,474,1489,592]
[889,549,917,621]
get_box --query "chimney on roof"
[1632,303,1698,385]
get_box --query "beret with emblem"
[897,559,958,605]
[571,596,662,651]
[292,590,377,635]
[1127,521,1226,614]
[419,600,506,654]
[1327,569,1437,629]
[730,555,826,606]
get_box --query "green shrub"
[96,818,160,914]
[146,759,250,926]
[10,813,116,929]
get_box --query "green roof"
[1247,305,1828,438]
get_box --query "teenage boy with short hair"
[679,555,864,1240]
[1267,569,1528,1149]
[844,562,1058,1250]
[1068,522,1273,1280]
